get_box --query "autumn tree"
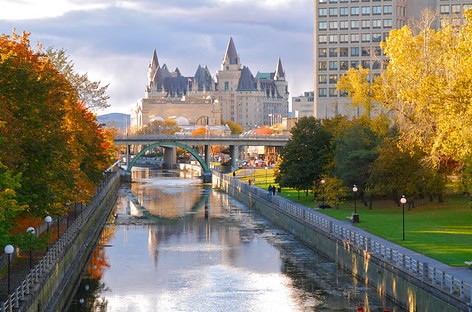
[376,9,472,187]
[137,119,179,134]
[0,31,114,219]
[223,120,243,135]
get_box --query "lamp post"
[320,179,326,208]
[26,227,35,269]
[4,244,14,295]
[400,195,407,240]
[45,216,52,251]
[352,185,358,214]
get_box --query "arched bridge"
[113,134,290,182]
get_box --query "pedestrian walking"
[268,184,273,195]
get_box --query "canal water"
[67,168,403,312]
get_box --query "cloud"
[0,0,314,114]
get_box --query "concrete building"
[313,0,472,119]
[132,38,289,131]
[292,91,315,118]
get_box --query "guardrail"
[0,170,119,312]
[221,173,472,307]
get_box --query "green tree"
[333,118,382,202]
[276,117,332,196]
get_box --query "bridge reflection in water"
[67,168,403,312]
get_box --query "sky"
[0,0,314,115]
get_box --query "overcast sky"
[0,0,314,115]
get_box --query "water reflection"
[68,168,402,312]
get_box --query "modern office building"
[132,38,289,131]
[313,0,472,119]
[292,91,315,118]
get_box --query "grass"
[236,168,472,267]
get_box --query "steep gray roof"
[223,37,239,65]
[274,57,285,80]
[194,65,214,91]
[237,66,257,90]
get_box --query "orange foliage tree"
[0,31,114,230]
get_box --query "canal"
[67,168,403,311]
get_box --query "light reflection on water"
[68,168,402,312]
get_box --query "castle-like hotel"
[131,38,289,131]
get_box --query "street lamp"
[45,216,52,251]
[4,244,14,295]
[400,195,407,241]
[320,179,326,208]
[26,227,35,270]
[352,185,358,214]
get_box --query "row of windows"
[318,60,386,71]
[319,0,391,3]
[318,88,348,98]
[440,4,472,14]
[319,19,391,30]
[319,46,383,57]
[318,31,389,44]
[319,5,392,17]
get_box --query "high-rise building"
[313,0,472,119]
[132,38,289,130]
[292,91,315,118]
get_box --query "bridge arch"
[127,141,210,176]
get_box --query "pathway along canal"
[67,168,403,311]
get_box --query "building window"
[329,48,338,57]
[318,75,327,84]
[340,7,349,16]
[351,47,360,56]
[383,19,393,28]
[361,60,370,68]
[372,19,382,28]
[351,20,360,29]
[329,35,338,43]
[361,33,371,42]
[361,6,371,15]
[372,33,382,42]
[318,61,327,70]
[224,81,229,91]
[340,47,348,57]
[329,74,338,83]
[351,34,360,43]
[329,88,337,97]
[372,61,381,69]
[319,35,328,43]
[319,8,327,16]
[373,46,381,56]
[351,7,360,15]
[319,48,327,57]
[340,61,349,70]
[361,47,370,56]
[319,21,327,30]
[329,8,338,16]
[383,5,393,14]
[373,5,381,15]
[329,21,338,29]
[340,34,349,42]
[340,21,349,29]
[319,88,327,97]
[452,4,461,14]
[361,20,371,28]
[329,61,338,70]
[351,60,360,68]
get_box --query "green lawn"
[236,168,472,267]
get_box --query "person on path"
[268,185,273,195]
